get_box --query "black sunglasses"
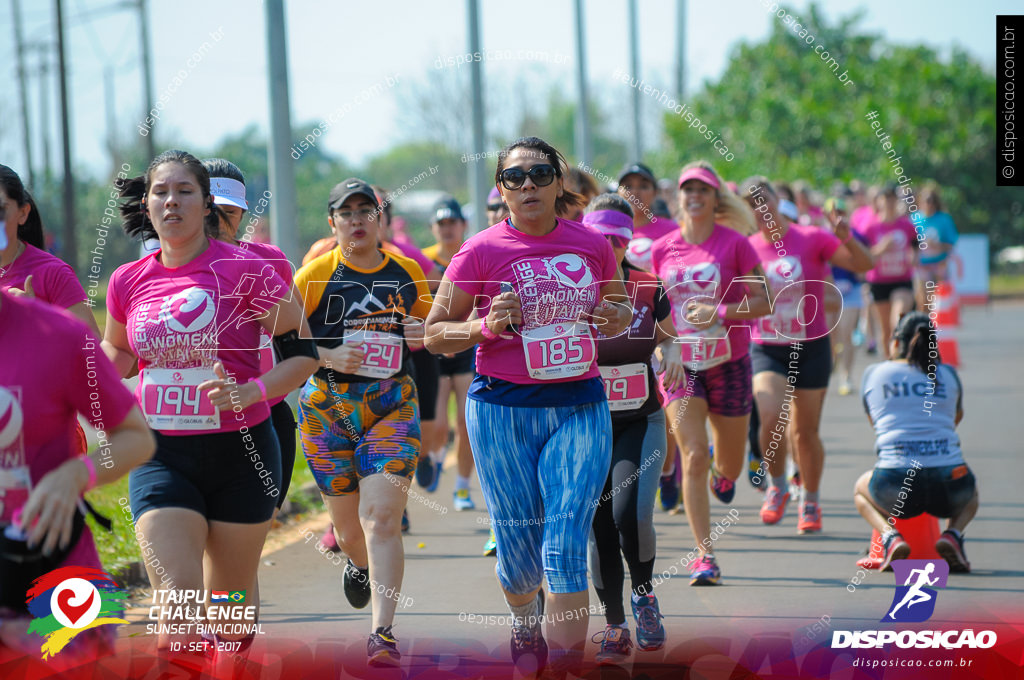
[487,203,506,211]
[499,164,557,191]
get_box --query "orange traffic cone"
[936,328,961,368]
[929,281,961,368]
[934,282,960,328]
[856,514,943,570]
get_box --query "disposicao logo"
[26,566,128,659]
[832,560,996,650]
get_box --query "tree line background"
[23,4,1017,280]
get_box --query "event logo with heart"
[26,566,128,659]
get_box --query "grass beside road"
[87,430,317,579]
[990,273,1024,298]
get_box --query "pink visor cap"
[210,177,248,210]
[678,167,721,190]
[582,209,634,240]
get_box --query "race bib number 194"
[141,367,220,431]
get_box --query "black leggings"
[270,400,297,509]
[589,410,666,624]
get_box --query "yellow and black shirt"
[421,243,450,275]
[294,247,432,383]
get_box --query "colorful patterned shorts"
[662,354,753,417]
[298,374,420,496]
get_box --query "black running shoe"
[510,589,547,673]
[367,626,400,667]
[343,559,372,609]
[413,454,434,491]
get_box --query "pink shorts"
[661,354,753,417]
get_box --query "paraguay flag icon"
[25,566,128,659]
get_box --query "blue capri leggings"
[467,399,612,594]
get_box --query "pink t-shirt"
[233,240,294,408]
[445,218,617,384]
[625,216,679,272]
[387,239,436,279]
[107,238,288,434]
[850,205,876,238]
[649,224,762,360]
[749,223,841,345]
[0,291,137,569]
[0,243,87,309]
[862,216,918,283]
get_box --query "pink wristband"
[717,304,729,321]
[250,377,268,402]
[80,456,97,492]
[480,318,499,341]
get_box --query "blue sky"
[0,0,1013,179]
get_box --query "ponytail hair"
[894,311,941,385]
[19,192,45,249]
[676,160,757,236]
[117,149,225,241]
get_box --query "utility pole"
[264,0,300,263]
[12,0,34,187]
[37,48,53,182]
[104,66,118,162]
[676,0,686,100]
[627,0,642,160]
[467,0,488,235]
[137,0,156,160]
[54,0,76,269]
[573,0,592,166]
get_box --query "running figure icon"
[887,563,939,620]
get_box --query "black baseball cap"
[328,178,378,212]
[618,162,656,186]
[433,197,464,222]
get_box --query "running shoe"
[415,454,437,491]
[709,467,735,504]
[788,468,802,497]
[797,502,822,534]
[655,471,679,512]
[866,340,877,355]
[760,486,790,525]
[658,472,680,511]
[343,559,372,609]
[935,529,971,573]
[483,529,497,557]
[453,488,476,511]
[425,455,443,493]
[593,626,634,664]
[852,327,865,347]
[837,379,854,396]
[747,449,766,490]
[401,509,409,533]
[320,524,339,552]
[509,591,547,672]
[689,555,721,586]
[879,531,911,572]
[631,594,666,650]
[367,626,400,667]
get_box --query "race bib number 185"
[523,322,596,380]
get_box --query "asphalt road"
[118,300,1024,675]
